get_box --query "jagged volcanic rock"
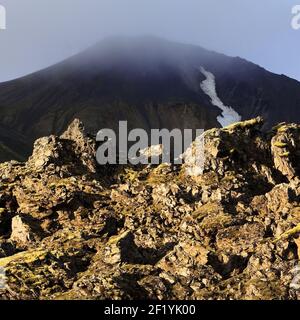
[0,118,300,300]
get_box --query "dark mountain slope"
[0,36,300,162]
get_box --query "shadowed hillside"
[1,36,300,162]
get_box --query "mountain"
[0,117,299,299]
[0,35,300,162]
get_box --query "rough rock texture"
[0,118,300,300]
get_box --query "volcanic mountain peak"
[0,36,300,163]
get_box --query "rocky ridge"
[0,117,300,300]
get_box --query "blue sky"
[0,0,299,82]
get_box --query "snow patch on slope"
[200,67,242,127]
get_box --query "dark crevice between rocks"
[0,212,14,237]
[113,273,152,300]
[207,253,250,279]
[49,246,97,278]
[119,233,176,265]
[83,216,124,240]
